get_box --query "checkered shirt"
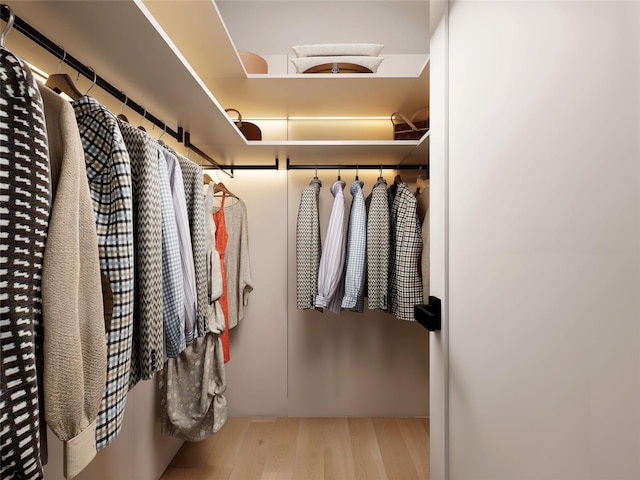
[0,49,49,479]
[366,178,390,311]
[296,178,322,309]
[158,146,185,359]
[342,180,367,311]
[73,96,134,451]
[389,182,423,321]
[118,121,164,387]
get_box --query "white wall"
[436,1,640,478]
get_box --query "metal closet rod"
[0,5,186,141]
[286,159,429,173]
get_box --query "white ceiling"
[215,0,429,56]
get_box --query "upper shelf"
[140,0,430,119]
[6,0,429,167]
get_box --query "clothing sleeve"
[40,85,107,480]
[237,203,254,322]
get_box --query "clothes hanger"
[416,164,427,194]
[84,67,97,96]
[203,172,213,185]
[378,165,385,181]
[0,3,15,48]
[337,168,341,181]
[213,181,238,199]
[44,47,84,100]
[137,107,147,132]
[117,91,130,122]
[157,123,167,146]
[310,164,322,186]
[394,173,403,185]
[355,165,359,182]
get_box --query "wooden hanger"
[45,49,83,100]
[45,73,83,100]
[213,181,238,199]
[203,173,213,185]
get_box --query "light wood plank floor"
[161,417,429,480]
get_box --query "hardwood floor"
[160,417,429,480]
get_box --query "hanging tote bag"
[224,108,262,141]
[391,106,430,140]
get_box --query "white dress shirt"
[316,180,347,314]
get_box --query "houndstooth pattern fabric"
[366,178,390,311]
[389,181,423,321]
[0,48,49,480]
[118,121,163,387]
[176,155,209,336]
[316,180,347,314]
[157,146,185,359]
[342,180,367,311]
[73,96,135,451]
[163,149,197,343]
[296,178,322,309]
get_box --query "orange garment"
[212,193,230,363]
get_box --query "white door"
[430,1,640,478]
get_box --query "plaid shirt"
[158,146,185,359]
[389,182,423,321]
[73,96,134,451]
[118,121,164,387]
[342,180,367,312]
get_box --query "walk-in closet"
[1,1,431,479]
[3,1,640,479]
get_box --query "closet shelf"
[7,0,429,167]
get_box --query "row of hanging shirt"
[0,43,252,480]
[296,173,429,321]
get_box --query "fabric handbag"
[224,108,262,141]
[391,106,430,140]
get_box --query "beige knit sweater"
[39,84,107,480]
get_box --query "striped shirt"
[316,180,347,314]
[163,149,197,342]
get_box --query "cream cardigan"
[39,84,107,479]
